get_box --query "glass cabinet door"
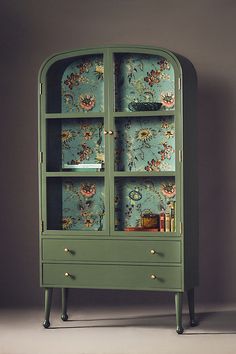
[42,51,109,234]
[109,51,179,236]
[114,53,175,112]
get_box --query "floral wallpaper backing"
[61,55,104,113]
[115,54,175,112]
[61,118,105,167]
[58,53,176,231]
[62,178,105,231]
[115,178,176,230]
[115,116,175,172]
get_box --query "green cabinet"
[38,46,198,333]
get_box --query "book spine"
[165,212,171,232]
[170,201,176,232]
[160,212,165,232]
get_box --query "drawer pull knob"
[64,248,69,253]
[64,272,70,277]
[109,130,113,135]
[150,249,155,254]
[104,130,108,135]
[150,274,157,280]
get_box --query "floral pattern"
[61,118,104,167]
[115,116,175,172]
[115,54,175,112]
[62,55,104,112]
[115,177,176,230]
[62,178,105,231]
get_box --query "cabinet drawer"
[43,263,182,290]
[42,239,181,263]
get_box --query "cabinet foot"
[187,288,198,327]
[61,314,68,321]
[61,288,69,322]
[43,288,53,329]
[43,320,50,329]
[176,326,184,334]
[175,292,183,334]
[190,319,198,327]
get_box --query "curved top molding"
[39,45,183,81]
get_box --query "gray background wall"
[1,0,236,309]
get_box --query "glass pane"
[62,54,104,113]
[47,118,105,172]
[114,177,176,232]
[115,116,175,172]
[47,177,105,231]
[114,53,175,112]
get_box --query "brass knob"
[64,272,70,277]
[104,130,108,135]
[150,274,156,279]
[64,248,69,253]
[150,249,155,254]
[108,130,113,135]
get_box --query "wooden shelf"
[113,171,175,177]
[113,110,175,118]
[45,172,105,177]
[44,112,105,119]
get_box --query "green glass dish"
[128,102,162,111]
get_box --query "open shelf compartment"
[46,117,105,172]
[46,54,104,113]
[114,176,177,233]
[114,115,175,172]
[46,177,106,231]
[114,53,175,112]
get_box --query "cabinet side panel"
[180,56,199,290]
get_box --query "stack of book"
[63,163,103,171]
[160,201,176,232]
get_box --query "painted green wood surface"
[38,45,198,294]
[43,263,182,290]
[42,239,181,263]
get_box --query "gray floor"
[1,305,236,354]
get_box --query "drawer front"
[43,263,182,290]
[42,239,181,263]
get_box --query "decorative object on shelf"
[128,102,162,111]
[141,213,158,229]
[63,163,103,171]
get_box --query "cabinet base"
[42,287,198,333]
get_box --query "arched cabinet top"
[39,46,196,114]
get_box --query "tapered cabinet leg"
[175,292,184,334]
[43,288,53,328]
[187,288,198,327]
[61,288,69,321]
